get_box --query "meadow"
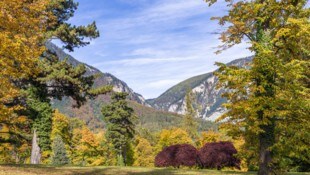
[0,165,309,175]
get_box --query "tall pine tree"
[27,0,111,163]
[102,92,136,166]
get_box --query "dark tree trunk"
[258,120,275,175]
[30,130,41,164]
[123,146,127,166]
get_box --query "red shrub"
[155,144,199,168]
[198,141,240,170]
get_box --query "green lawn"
[0,165,309,175]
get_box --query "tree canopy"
[206,0,309,173]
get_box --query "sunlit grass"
[0,165,308,175]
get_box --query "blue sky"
[62,0,252,99]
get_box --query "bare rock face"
[147,57,253,121]
[30,130,41,164]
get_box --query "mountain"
[47,42,217,131]
[46,42,146,105]
[146,57,253,121]
[47,42,148,129]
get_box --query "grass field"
[0,165,309,175]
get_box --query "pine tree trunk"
[30,130,41,164]
[258,120,275,175]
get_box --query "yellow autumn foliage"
[133,136,154,167]
[155,128,193,153]
[0,0,51,143]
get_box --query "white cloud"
[69,0,252,98]
[97,56,200,66]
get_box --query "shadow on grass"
[65,166,255,175]
[1,165,308,175]
[0,164,255,175]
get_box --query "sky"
[61,0,252,99]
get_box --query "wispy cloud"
[67,0,252,99]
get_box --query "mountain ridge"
[46,42,147,105]
[47,41,251,125]
[47,42,215,131]
[146,56,253,120]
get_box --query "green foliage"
[26,86,53,152]
[47,0,99,51]
[1,0,107,164]
[51,135,69,165]
[117,154,125,167]
[23,0,108,163]
[102,92,136,166]
[207,0,310,173]
[183,90,198,139]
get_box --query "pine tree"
[0,0,111,163]
[102,92,136,166]
[26,86,53,153]
[183,90,198,140]
[206,0,309,173]
[22,0,110,163]
[51,135,69,166]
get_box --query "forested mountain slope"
[147,57,253,120]
[47,42,216,130]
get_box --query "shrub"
[155,144,199,168]
[198,141,240,170]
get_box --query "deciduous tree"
[206,0,309,173]
[155,128,192,154]
[133,136,154,167]
[0,0,50,146]
[155,144,199,168]
[199,141,240,170]
[197,130,221,147]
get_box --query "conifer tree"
[102,92,136,166]
[26,86,53,154]
[183,90,198,140]
[0,0,110,163]
[23,0,110,163]
[206,0,309,173]
[51,135,69,165]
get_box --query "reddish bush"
[155,144,199,168]
[198,141,240,170]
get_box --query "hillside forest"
[0,0,309,175]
